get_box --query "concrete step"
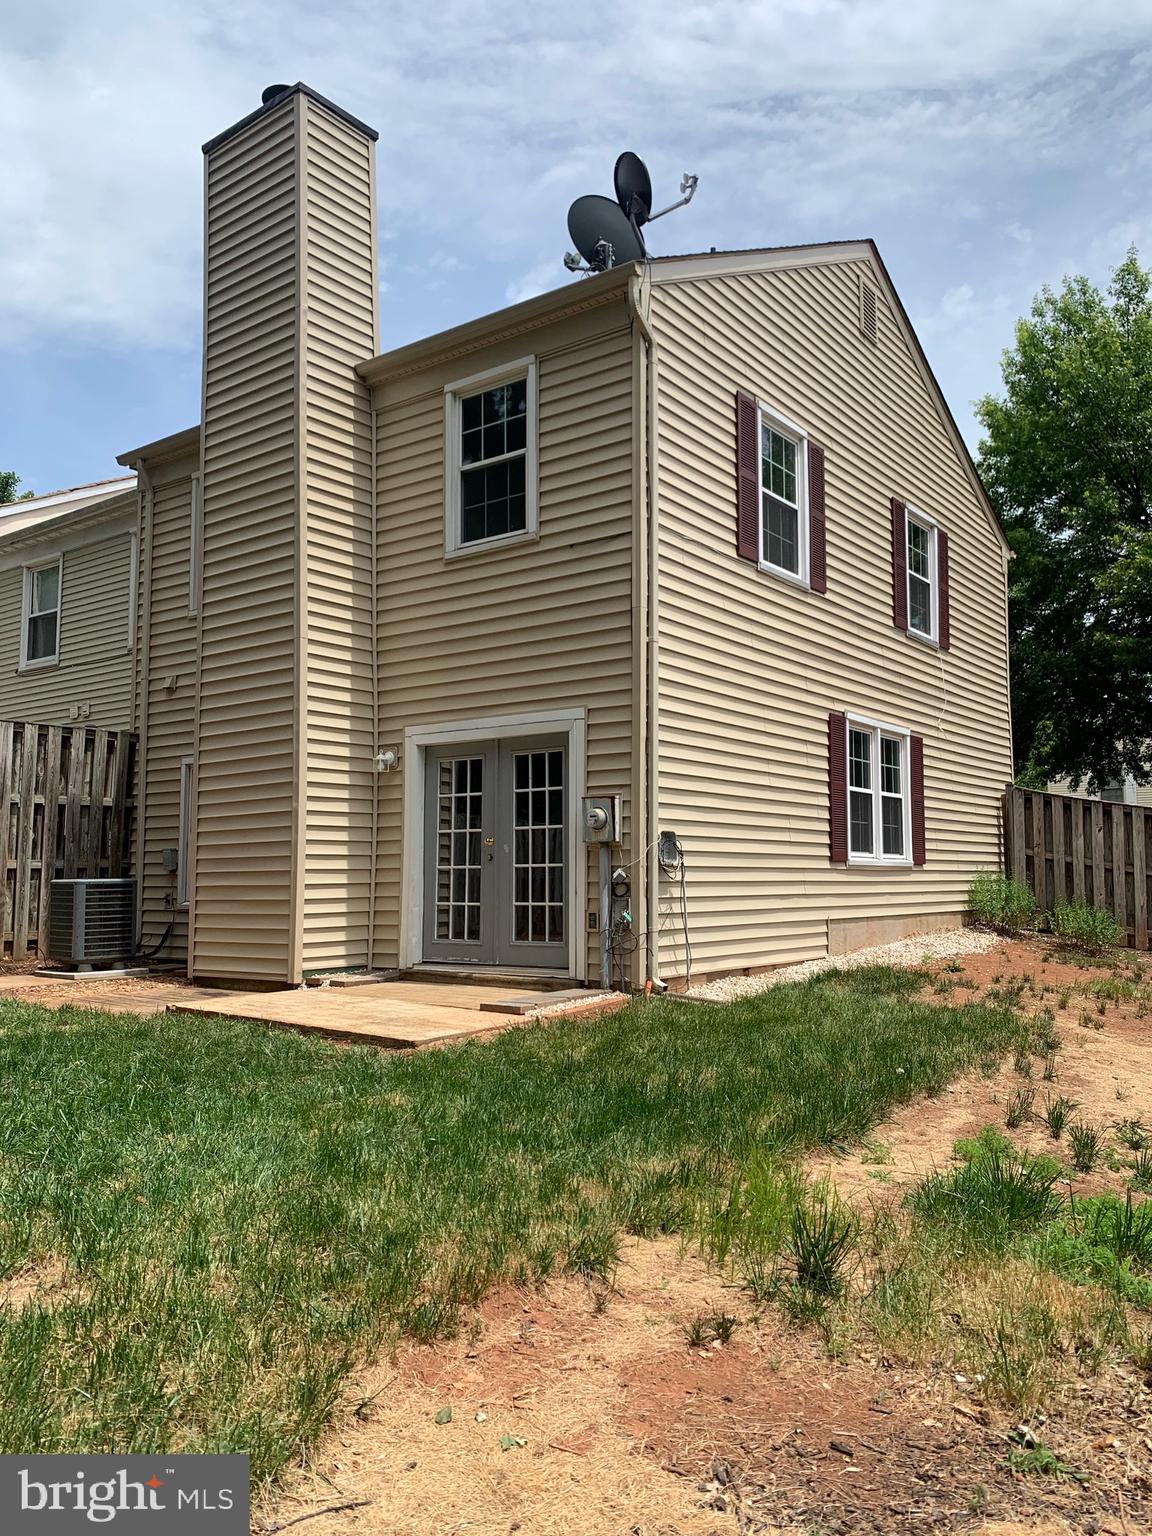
[400,965,577,992]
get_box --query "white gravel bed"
[686,927,1004,1003]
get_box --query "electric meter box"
[581,795,621,844]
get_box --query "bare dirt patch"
[0,1256,78,1312]
[266,1233,1147,1536]
[811,939,1152,1203]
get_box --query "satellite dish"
[261,84,291,105]
[614,152,653,226]
[567,194,646,271]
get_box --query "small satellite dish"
[614,152,653,226]
[567,194,646,272]
[261,84,291,105]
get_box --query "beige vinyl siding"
[300,99,377,972]
[193,98,299,981]
[0,534,133,727]
[371,300,636,981]
[650,258,1012,978]
[137,464,198,960]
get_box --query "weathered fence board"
[0,721,135,959]
[1004,784,1152,950]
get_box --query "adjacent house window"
[177,759,194,908]
[444,358,538,556]
[847,718,911,864]
[759,409,808,582]
[906,511,937,640]
[21,557,62,668]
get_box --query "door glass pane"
[512,748,564,948]
[434,756,484,944]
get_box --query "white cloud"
[2,0,1152,398]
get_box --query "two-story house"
[101,81,1011,990]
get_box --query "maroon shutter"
[937,528,950,649]
[828,712,848,863]
[891,498,908,631]
[808,440,827,592]
[736,391,760,564]
[910,734,926,865]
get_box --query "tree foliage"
[976,249,1152,793]
[0,471,34,504]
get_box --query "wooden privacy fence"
[1004,785,1151,949]
[0,721,135,959]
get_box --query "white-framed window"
[177,758,194,908]
[188,474,203,616]
[444,357,538,557]
[757,404,808,585]
[847,716,911,865]
[20,557,62,669]
[906,508,938,642]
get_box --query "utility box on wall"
[581,795,621,844]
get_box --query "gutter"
[626,271,661,986]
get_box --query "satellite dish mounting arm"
[645,173,699,224]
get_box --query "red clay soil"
[264,1234,1149,1536]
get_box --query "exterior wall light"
[374,748,399,773]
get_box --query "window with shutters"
[905,508,939,643]
[20,556,62,670]
[846,716,912,865]
[444,357,538,557]
[758,404,809,585]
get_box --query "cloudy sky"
[3,0,1152,494]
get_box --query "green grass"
[0,967,1024,1480]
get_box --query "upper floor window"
[906,512,937,640]
[759,409,808,583]
[444,358,538,557]
[21,557,61,668]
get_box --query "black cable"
[135,921,173,961]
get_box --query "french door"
[422,738,568,969]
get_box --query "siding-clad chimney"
[193,84,379,983]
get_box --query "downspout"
[367,404,379,969]
[627,270,661,985]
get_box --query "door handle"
[484,835,495,861]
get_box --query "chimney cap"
[202,81,379,155]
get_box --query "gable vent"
[859,278,879,345]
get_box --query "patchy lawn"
[0,967,1023,1484]
[266,939,1152,1536]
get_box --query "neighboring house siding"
[650,258,1012,978]
[371,300,636,981]
[0,533,133,727]
[193,98,300,981]
[138,464,198,962]
[300,102,377,973]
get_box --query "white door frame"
[400,707,587,978]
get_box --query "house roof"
[116,425,201,469]
[0,475,136,538]
[0,485,138,555]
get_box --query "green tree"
[0,471,34,504]
[977,249,1152,793]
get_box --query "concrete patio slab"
[0,972,621,1049]
[171,983,518,1048]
